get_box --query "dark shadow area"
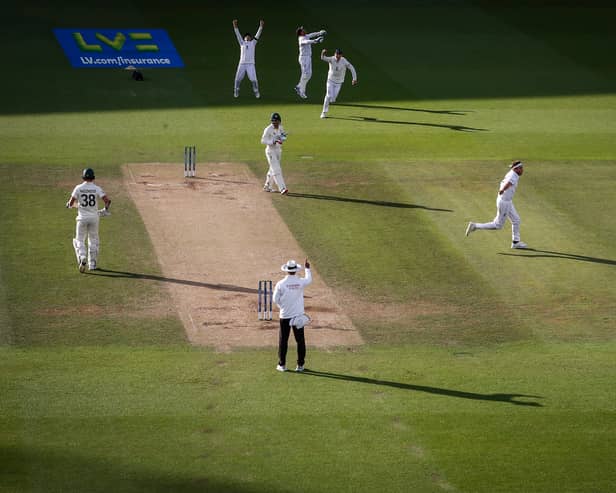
[499,249,616,266]
[327,115,488,132]
[302,370,543,407]
[334,103,470,115]
[287,193,453,212]
[89,269,257,293]
[0,445,281,493]
[1,2,615,115]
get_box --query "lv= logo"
[72,32,159,52]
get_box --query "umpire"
[273,259,312,372]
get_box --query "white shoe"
[233,90,239,98]
[295,365,304,372]
[511,241,528,249]
[276,364,287,372]
[89,261,97,271]
[320,112,327,119]
[280,188,289,195]
[255,92,260,99]
[465,222,476,236]
[300,92,307,99]
[263,185,273,192]
[78,257,87,273]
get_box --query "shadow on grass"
[1,445,280,493]
[327,115,488,132]
[89,269,257,293]
[499,249,616,266]
[287,193,453,212]
[301,370,543,407]
[334,102,471,115]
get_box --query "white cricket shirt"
[71,182,106,219]
[298,32,321,57]
[234,26,262,64]
[499,170,520,201]
[261,123,286,150]
[273,269,312,319]
[323,55,357,84]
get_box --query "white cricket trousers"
[73,216,100,264]
[234,63,259,95]
[297,56,312,93]
[474,197,521,242]
[265,148,286,191]
[322,80,342,114]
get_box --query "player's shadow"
[89,269,257,293]
[287,193,453,212]
[301,370,543,407]
[334,102,471,115]
[327,115,487,132]
[499,249,616,266]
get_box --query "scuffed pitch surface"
[123,163,362,351]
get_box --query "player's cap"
[271,112,281,122]
[335,48,343,55]
[510,160,524,169]
[82,167,95,180]
[281,259,303,272]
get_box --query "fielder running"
[66,168,111,272]
[465,160,529,249]
[232,19,263,99]
[294,26,326,99]
[320,48,357,119]
[261,112,288,195]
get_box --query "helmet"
[82,168,95,180]
[271,112,281,122]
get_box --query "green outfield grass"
[1,1,615,492]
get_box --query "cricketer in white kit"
[320,48,357,119]
[295,26,326,99]
[66,168,111,273]
[233,19,263,98]
[261,112,288,195]
[465,160,529,249]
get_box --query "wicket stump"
[184,145,196,177]
[258,280,273,320]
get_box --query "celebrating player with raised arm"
[320,48,357,119]
[232,19,264,99]
[294,26,326,99]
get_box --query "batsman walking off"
[261,112,288,195]
[465,160,529,249]
[274,259,312,372]
[66,168,111,272]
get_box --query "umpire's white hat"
[281,259,303,272]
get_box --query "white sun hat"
[281,259,303,272]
